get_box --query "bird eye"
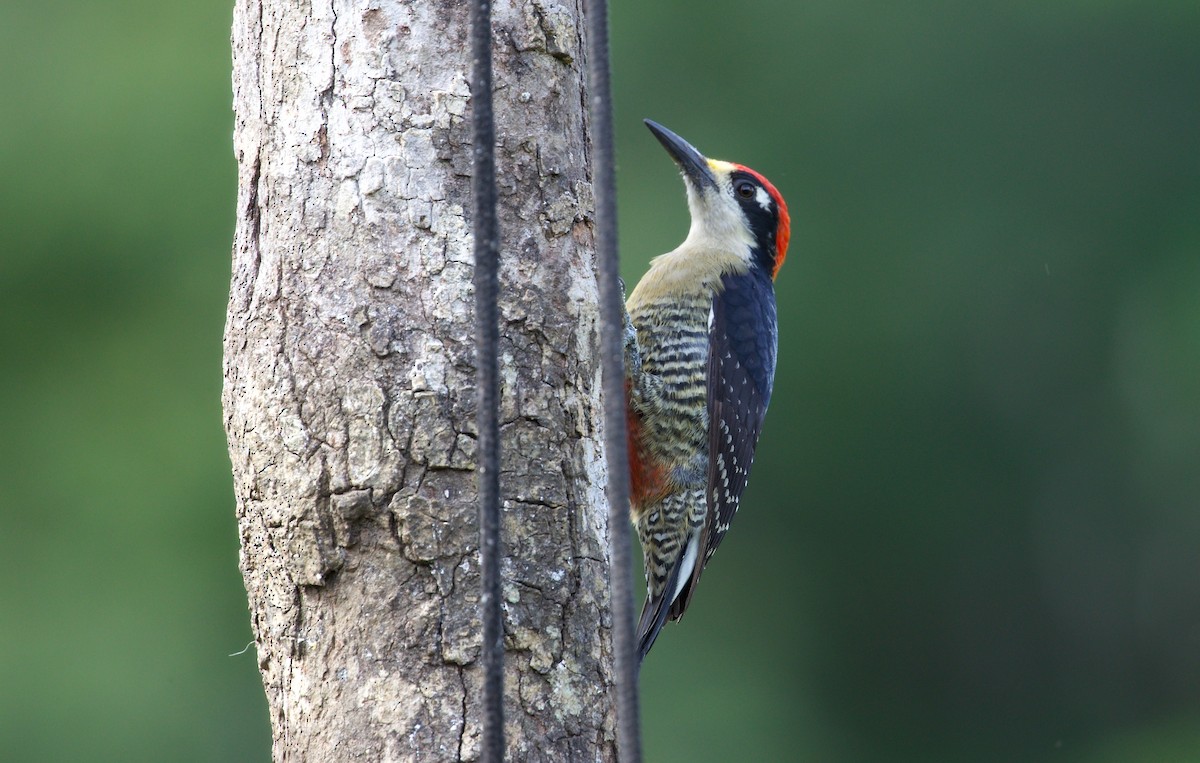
[735,181,756,199]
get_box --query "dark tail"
[635,554,685,663]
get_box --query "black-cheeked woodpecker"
[624,120,790,661]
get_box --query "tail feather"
[636,530,704,663]
[636,555,684,663]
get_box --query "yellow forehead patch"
[706,159,735,174]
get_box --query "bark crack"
[456,666,469,761]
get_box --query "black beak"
[644,119,717,190]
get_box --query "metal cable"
[583,0,644,759]
[468,0,505,760]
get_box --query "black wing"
[670,269,777,618]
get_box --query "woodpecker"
[624,119,790,661]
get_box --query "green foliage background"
[1,1,1197,761]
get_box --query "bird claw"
[621,289,642,385]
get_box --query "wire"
[468,0,505,760]
[470,0,642,757]
[583,0,644,759]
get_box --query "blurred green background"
[1,1,1197,761]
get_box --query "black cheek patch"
[731,172,780,272]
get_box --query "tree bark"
[224,0,615,759]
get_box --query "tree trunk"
[224,0,615,759]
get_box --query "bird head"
[645,119,790,280]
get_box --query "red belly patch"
[626,380,670,513]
